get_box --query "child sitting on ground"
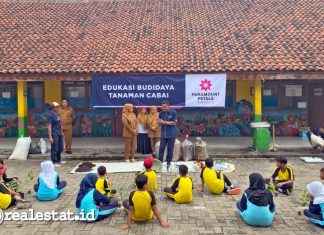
[164,164,193,204]
[76,173,118,222]
[320,168,324,181]
[0,158,18,184]
[95,166,116,198]
[120,174,171,231]
[0,182,29,210]
[141,156,158,192]
[237,173,275,227]
[34,161,67,201]
[303,181,324,227]
[266,157,294,195]
[199,158,240,195]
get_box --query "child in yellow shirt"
[164,164,193,204]
[120,174,171,231]
[142,157,158,192]
[95,166,116,198]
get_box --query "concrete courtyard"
[0,157,323,235]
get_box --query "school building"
[0,1,323,139]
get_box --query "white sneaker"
[54,163,61,167]
[61,161,67,164]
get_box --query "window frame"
[262,80,308,110]
[27,82,45,112]
[0,82,18,112]
[62,81,90,112]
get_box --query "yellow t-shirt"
[143,170,158,192]
[0,183,12,209]
[171,176,193,203]
[200,167,225,195]
[95,178,112,197]
[129,190,156,222]
[272,166,294,181]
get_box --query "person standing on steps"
[47,102,64,167]
[157,100,178,171]
[122,103,138,162]
[147,106,161,157]
[58,99,74,154]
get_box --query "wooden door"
[308,82,324,128]
[114,108,123,136]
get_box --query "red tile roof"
[0,0,323,74]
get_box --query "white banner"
[185,74,227,107]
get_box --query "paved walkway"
[0,158,323,235]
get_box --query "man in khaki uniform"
[58,99,74,154]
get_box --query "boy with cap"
[120,174,171,231]
[47,102,64,166]
[266,157,294,195]
[142,156,158,192]
[164,164,193,204]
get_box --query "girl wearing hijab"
[76,173,118,222]
[122,104,138,162]
[147,106,161,156]
[34,161,67,201]
[137,107,152,155]
[304,181,324,226]
[237,173,275,227]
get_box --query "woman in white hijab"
[34,161,67,201]
[304,181,324,227]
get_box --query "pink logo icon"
[199,79,212,91]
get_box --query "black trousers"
[274,180,293,190]
[304,209,323,221]
[34,181,67,192]
[122,199,130,210]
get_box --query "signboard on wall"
[92,74,226,108]
[185,74,226,107]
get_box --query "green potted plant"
[25,171,35,194]
[8,179,24,198]
[297,189,311,215]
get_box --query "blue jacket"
[308,203,324,226]
[159,109,178,138]
[239,193,275,227]
[35,173,64,201]
[77,189,117,223]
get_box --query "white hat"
[51,102,59,107]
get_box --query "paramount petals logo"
[199,79,212,91]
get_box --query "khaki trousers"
[124,136,137,160]
[62,125,73,151]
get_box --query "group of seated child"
[1,156,323,229]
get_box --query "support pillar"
[17,81,28,137]
[252,79,270,153]
[254,79,262,122]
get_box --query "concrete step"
[1,147,322,161]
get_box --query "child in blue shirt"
[304,181,324,227]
